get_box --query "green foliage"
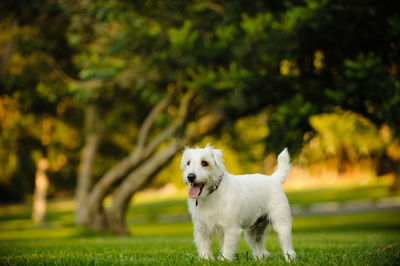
[301,111,384,165]
[267,94,318,154]
[168,20,199,49]
[241,13,274,38]
[237,0,400,154]
[1,0,400,200]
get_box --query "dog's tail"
[272,148,291,184]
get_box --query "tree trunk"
[75,105,102,224]
[82,203,108,231]
[75,92,191,229]
[105,113,222,235]
[106,140,182,234]
[390,159,400,191]
[376,155,400,191]
[337,145,349,174]
[74,90,222,234]
[32,158,49,223]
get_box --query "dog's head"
[180,144,225,199]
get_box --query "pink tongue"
[189,186,201,199]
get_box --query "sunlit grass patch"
[294,210,400,232]
[0,224,82,240]
[286,183,400,206]
[128,222,193,236]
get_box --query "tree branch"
[183,111,223,142]
[37,52,102,90]
[108,139,182,210]
[111,111,222,206]
[136,92,173,154]
[81,90,195,218]
[75,105,103,224]
[104,110,223,234]
[142,89,195,158]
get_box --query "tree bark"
[105,112,223,234]
[391,159,400,191]
[105,140,183,234]
[76,91,193,228]
[32,158,49,223]
[75,105,102,224]
[75,89,223,234]
[337,145,350,174]
[376,155,400,191]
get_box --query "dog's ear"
[212,149,224,168]
[180,146,190,170]
[206,145,224,169]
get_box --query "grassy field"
[1,184,399,265]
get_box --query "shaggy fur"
[180,145,296,262]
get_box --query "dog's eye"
[201,161,208,167]
[187,161,190,166]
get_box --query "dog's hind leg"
[270,214,296,262]
[245,217,270,259]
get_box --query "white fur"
[181,145,296,262]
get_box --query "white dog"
[180,145,296,262]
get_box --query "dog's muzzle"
[187,173,196,182]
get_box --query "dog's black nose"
[187,173,196,182]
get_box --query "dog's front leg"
[194,226,213,259]
[220,227,242,260]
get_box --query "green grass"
[286,184,400,206]
[1,211,399,265]
[0,184,400,265]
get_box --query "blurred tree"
[193,0,399,187]
[51,0,225,233]
[263,0,400,188]
[0,0,80,215]
[301,111,383,173]
[63,0,295,233]
[1,0,399,233]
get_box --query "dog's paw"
[254,250,270,260]
[217,253,234,261]
[284,250,296,262]
[199,253,213,260]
